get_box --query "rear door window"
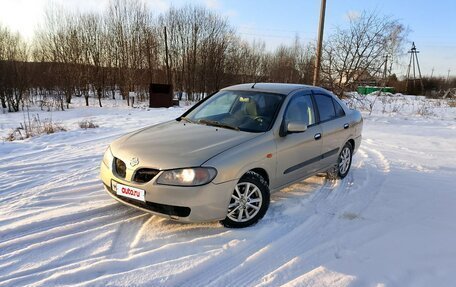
[314,94,336,122]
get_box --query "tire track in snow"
[162,184,344,286]
[0,210,150,286]
[0,108,189,286]
[162,144,391,287]
[246,144,391,287]
[0,120,393,287]
[31,144,390,287]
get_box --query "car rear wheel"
[338,142,353,179]
[220,171,270,228]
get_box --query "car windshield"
[184,90,285,132]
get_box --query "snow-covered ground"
[1,96,455,286]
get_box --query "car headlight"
[156,167,217,186]
[103,146,114,169]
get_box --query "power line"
[238,32,314,41]
[237,25,305,33]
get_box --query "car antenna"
[251,82,257,89]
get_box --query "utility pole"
[431,67,434,78]
[405,42,424,94]
[313,0,327,86]
[447,69,451,82]
[383,54,389,81]
[164,26,171,85]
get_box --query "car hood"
[110,120,260,170]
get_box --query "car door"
[312,92,348,169]
[274,92,323,188]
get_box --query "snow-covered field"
[1,96,455,286]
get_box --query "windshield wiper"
[178,116,195,123]
[198,119,240,131]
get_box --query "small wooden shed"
[149,83,173,108]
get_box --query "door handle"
[344,123,349,129]
[314,133,321,140]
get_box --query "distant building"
[339,69,377,86]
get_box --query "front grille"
[115,158,126,178]
[134,168,159,183]
[105,184,191,217]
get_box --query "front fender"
[203,132,277,187]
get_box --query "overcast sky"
[1,0,454,77]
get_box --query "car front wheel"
[220,171,270,228]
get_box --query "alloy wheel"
[339,146,351,175]
[227,182,263,222]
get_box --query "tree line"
[1,0,407,112]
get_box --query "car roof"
[221,83,328,95]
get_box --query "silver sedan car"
[100,83,363,228]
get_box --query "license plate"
[112,181,145,202]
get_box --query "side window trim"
[310,93,320,124]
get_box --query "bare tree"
[0,25,29,112]
[106,0,150,105]
[267,37,314,84]
[79,12,108,107]
[226,39,268,84]
[34,5,84,109]
[3,2,410,113]
[159,5,235,99]
[320,11,406,96]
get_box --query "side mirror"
[287,121,307,133]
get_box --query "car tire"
[337,142,353,179]
[220,171,270,228]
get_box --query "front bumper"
[100,162,237,222]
